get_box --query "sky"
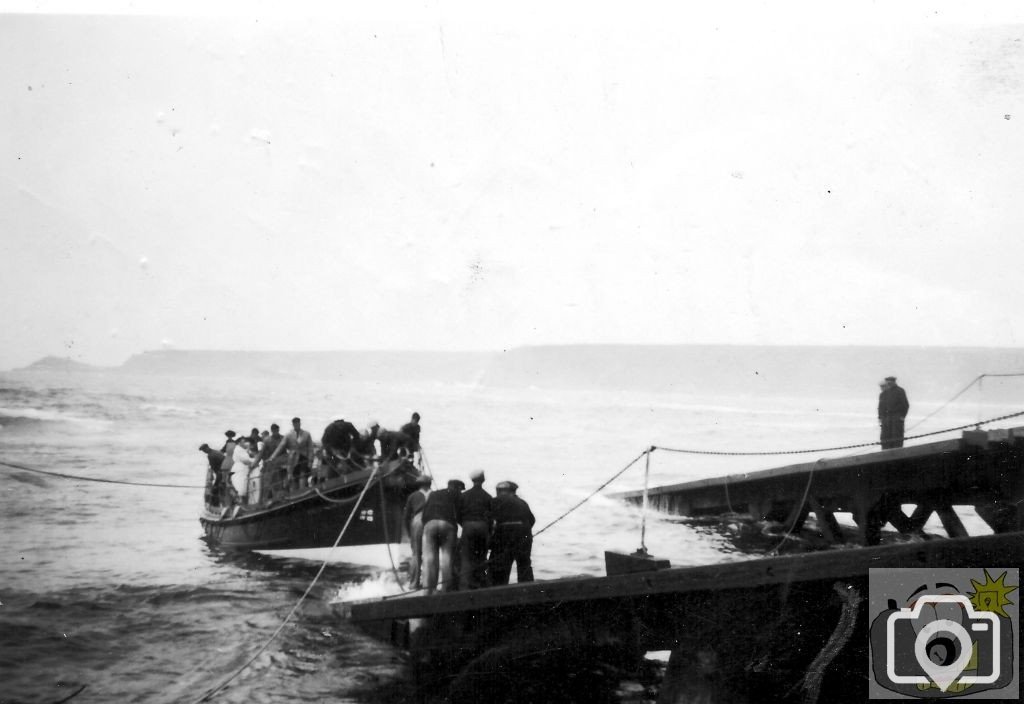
[2,2,1024,368]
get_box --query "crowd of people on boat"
[404,470,536,593]
[199,412,422,507]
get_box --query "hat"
[884,376,896,382]
[496,481,518,493]
[224,430,236,438]
[469,469,485,482]
[448,479,466,491]
[199,443,210,452]
[415,476,432,487]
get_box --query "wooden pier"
[341,429,1024,703]
[612,428,1024,545]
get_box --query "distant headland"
[9,346,1024,402]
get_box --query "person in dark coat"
[421,479,463,594]
[199,443,226,506]
[377,427,415,460]
[321,418,361,469]
[458,469,492,590]
[489,481,536,585]
[878,376,910,449]
[400,412,422,450]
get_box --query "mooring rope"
[653,409,1024,456]
[789,582,862,704]
[0,459,204,488]
[192,461,382,704]
[765,460,820,556]
[532,448,650,538]
[378,478,406,590]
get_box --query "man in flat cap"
[878,376,910,449]
[489,481,536,586]
[458,469,492,590]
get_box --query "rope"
[193,461,382,703]
[788,582,862,704]
[378,478,406,590]
[0,459,204,488]
[766,460,819,556]
[532,448,650,539]
[654,409,1024,457]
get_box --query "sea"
[1,345,1023,703]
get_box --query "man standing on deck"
[258,423,285,499]
[403,476,432,589]
[401,412,421,450]
[458,470,492,590]
[421,479,462,594]
[489,481,535,585]
[198,443,226,506]
[266,417,315,491]
[878,376,910,449]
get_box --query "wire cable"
[654,409,1024,457]
[532,448,650,539]
[193,462,382,703]
[0,459,203,488]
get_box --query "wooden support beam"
[935,505,970,539]
[884,504,917,534]
[345,532,1024,623]
[904,503,933,532]
[807,495,843,544]
[851,495,883,546]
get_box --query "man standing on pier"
[489,481,535,586]
[878,376,910,449]
[458,470,492,590]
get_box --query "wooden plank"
[612,436,965,501]
[345,532,1024,623]
[806,495,843,544]
[935,505,970,538]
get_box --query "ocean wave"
[0,406,111,429]
[139,402,206,418]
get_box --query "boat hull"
[200,463,415,551]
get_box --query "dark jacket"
[400,420,421,448]
[458,486,493,524]
[491,494,535,528]
[878,385,910,419]
[322,419,360,453]
[422,487,460,525]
